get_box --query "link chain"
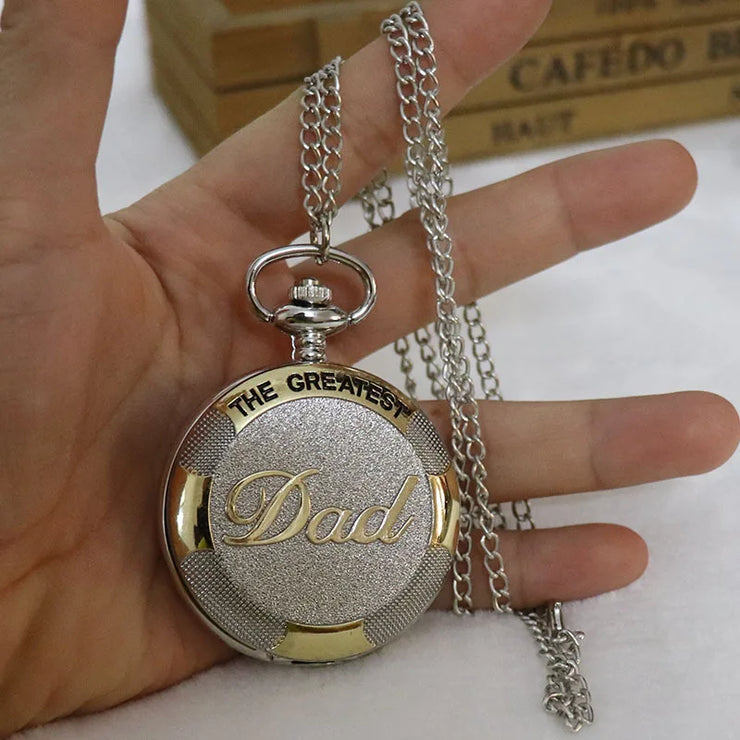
[353,3,593,731]
[381,3,510,618]
[301,57,343,263]
[519,606,595,731]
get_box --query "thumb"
[0,0,127,229]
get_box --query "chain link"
[462,303,504,402]
[520,605,595,732]
[414,327,446,400]
[382,0,510,615]
[354,3,594,730]
[301,58,343,262]
[462,304,537,531]
[302,24,592,731]
[393,335,418,400]
[358,170,396,230]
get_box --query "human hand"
[1,0,737,733]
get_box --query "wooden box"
[147,0,740,157]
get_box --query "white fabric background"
[15,1,740,738]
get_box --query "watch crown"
[291,278,332,306]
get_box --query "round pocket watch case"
[162,362,459,664]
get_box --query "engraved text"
[223,470,418,546]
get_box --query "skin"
[0,0,738,734]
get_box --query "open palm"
[1,0,737,734]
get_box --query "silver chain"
[307,9,594,728]
[414,326,446,400]
[358,169,396,230]
[381,4,511,618]
[462,305,538,530]
[463,303,504,402]
[520,605,595,731]
[301,57,343,263]
[356,3,593,731]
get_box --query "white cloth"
[19,1,740,738]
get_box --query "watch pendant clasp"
[246,244,377,363]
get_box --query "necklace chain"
[378,3,593,730]
[381,1,511,616]
[301,58,344,262]
[302,6,594,729]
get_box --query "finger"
[432,524,648,610]
[183,0,552,242]
[424,392,739,501]
[304,139,697,362]
[0,0,126,220]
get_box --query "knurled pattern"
[292,281,332,304]
[405,411,450,475]
[362,547,452,646]
[180,550,286,651]
[179,409,235,476]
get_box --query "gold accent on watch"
[223,469,418,547]
[429,466,460,555]
[270,620,376,662]
[217,364,414,435]
[167,465,214,559]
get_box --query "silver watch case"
[162,363,459,664]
